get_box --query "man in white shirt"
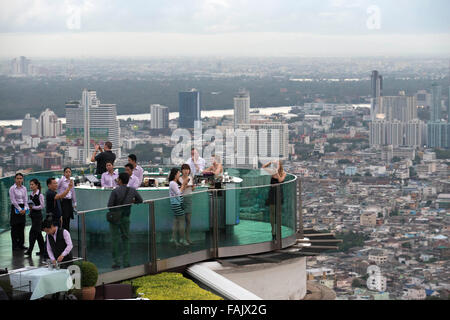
[128,154,144,185]
[125,164,141,189]
[101,162,119,188]
[186,148,206,176]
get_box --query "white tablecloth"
[9,268,72,300]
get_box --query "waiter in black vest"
[42,219,73,267]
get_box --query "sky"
[0,0,449,57]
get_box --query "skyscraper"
[379,96,417,122]
[65,89,120,163]
[405,120,426,148]
[234,89,250,128]
[431,83,442,122]
[236,122,289,167]
[39,108,62,138]
[11,56,31,76]
[150,104,169,129]
[371,70,383,119]
[22,113,39,137]
[179,89,201,129]
[447,86,450,122]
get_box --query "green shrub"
[74,261,98,287]
[123,273,223,300]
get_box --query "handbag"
[106,187,130,224]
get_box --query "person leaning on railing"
[107,172,143,269]
[262,160,286,241]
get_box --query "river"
[0,106,294,127]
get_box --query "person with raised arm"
[91,141,116,175]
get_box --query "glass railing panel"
[154,190,211,261]
[281,179,296,239]
[81,202,149,274]
[218,184,274,247]
[0,176,15,232]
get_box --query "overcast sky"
[0,0,449,57]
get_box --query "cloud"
[0,0,448,35]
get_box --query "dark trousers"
[28,211,45,254]
[61,199,74,232]
[10,205,25,250]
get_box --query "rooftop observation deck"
[0,167,298,285]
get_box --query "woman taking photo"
[57,167,77,232]
[9,173,29,251]
[168,168,189,247]
[25,179,46,257]
[262,160,287,241]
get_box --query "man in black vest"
[42,219,73,267]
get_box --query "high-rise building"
[405,120,426,148]
[448,86,450,122]
[431,83,442,122]
[179,89,201,129]
[379,96,417,122]
[10,56,33,76]
[150,104,169,129]
[369,121,387,146]
[65,89,120,164]
[427,122,450,149]
[386,120,404,147]
[234,89,250,128]
[235,122,289,167]
[21,113,39,137]
[39,108,62,138]
[415,90,432,108]
[371,71,383,119]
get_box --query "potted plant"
[75,261,98,300]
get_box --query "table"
[8,267,72,300]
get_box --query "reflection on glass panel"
[218,184,274,247]
[82,202,149,274]
[281,179,296,238]
[154,191,211,260]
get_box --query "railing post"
[275,184,282,250]
[297,177,303,239]
[209,189,219,258]
[149,201,157,274]
[80,213,87,260]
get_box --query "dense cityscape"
[0,54,449,300]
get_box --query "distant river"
[0,106,294,127]
[0,104,370,127]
